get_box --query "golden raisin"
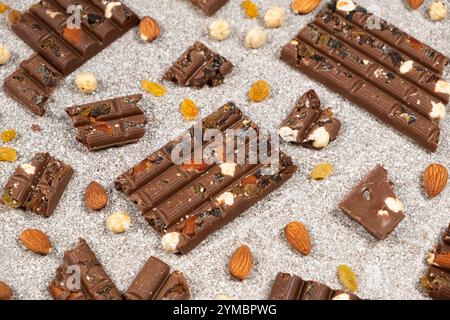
[180,98,199,121]
[337,264,358,292]
[247,80,270,102]
[310,162,333,180]
[241,0,259,18]
[1,129,16,143]
[0,2,9,14]
[0,147,17,162]
[141,80,166,97]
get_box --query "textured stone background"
[0,0,449,300]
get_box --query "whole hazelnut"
[0,45,11,65]
[209,19,231,41]
[429,0,448,21]
[264,7,286,28]
[245,26,266,49]
[75,72,97,94]
[161,232,180,253]
[106,211,131,234]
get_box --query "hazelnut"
[304,126,330,148]
[245,26,266,49]
[75,72,97,94]
[209,19,231,41]
[161,232,180,253]
[429,0,448,21]
[106,211,131,234]
[264,7,286,28]
[0,45,11,65]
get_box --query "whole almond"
[19,229,52,255]
[139,16,160,42]
[229,245,253,280]
[0,281,13,300]
[423,163,448,198]
[428,253,450,270]
[284,221,312,255]
[407,0,424,9]
[85,181,108,211]
[292,0,321,14]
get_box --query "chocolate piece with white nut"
[164,42,233,88]
[269,272,361,300]
[188,0,230,16]
[49,239,122,300]
[124,256,190,300]
[2,152,73,217]
[422,223,450,300]
[66,94,147,151]
[339,165,404,240]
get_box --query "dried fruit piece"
[310,162,333,180]
[337,264,358,292]
[182,216,197,237]
[8,10,21,25]
[180,98,199,120]
[19,229,52,255]
[85,181,108,211]
[229,245,253,280]
[0,147,17,162]
[407,0,424,9]
[1,129,16,143]
[0,281,13,300]
[139,16,160,42]
[423,163,448,198]
[141,80,166,97]
[0,2,9,14]
[63,27,81,45]
[284,221,312,255]
[247,80,270,102]
[241,0,259,18]
[292,0,321,14]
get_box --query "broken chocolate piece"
[188,0,229,16]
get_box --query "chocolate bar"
[115,103,297,254]
[3,54,62,116]
[269,272,361,300]
[188,0,229,16]
[124,256,190,300]
[1,152,73,217]
[422,223,450,300]
[281,0,449,152]
[339,165,404,240]
[278,89,341,149]
[66,94,147,151]
[164,42,233,88]
[49,239,122,300]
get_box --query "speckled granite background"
[0,0,449,300]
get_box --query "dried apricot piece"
[0,2,9,14]
[310,162,333,180]
[241,0,259,18]
[0,147,17,162]
[1,129,16,143]
[337,264,358,292]
[141,80,166,97]
[180,98,199,121]
[247,80,270,102]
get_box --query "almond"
[63,27,81,45]
[19,229,52,255]
[229,245,253,280]
[423,163,448,198]
[428,253,450,270]
[407,0,424,9]
[0,281,13,300]
[291,0,321,14]
[85,181,108,211]
[139,16,160,42]
[284,221,312,255]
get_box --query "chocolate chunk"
[339,165,405,240]
[188,0,230,16]
[164,42,233,88]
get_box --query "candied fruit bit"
[0,147,17,162]
[141,80,166,97]
[2,189,21,208]
[1,129,16,143]
[337,264,358,292]
[0,2,9,14]
[241,0,258,18]
[247,80,270,102]
[310,162,333,180]
[180,98,199,121]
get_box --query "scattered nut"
[423,163,448,198]
[19,229,52,255]
[284,221,312,256]
[162,232,180,253]
[75,72,97,94]
[229,245,253,280]
[106,211,131,234]
[336,0,356,12]
[406,0,424,10]
[139,16,160,42]
[0,281,13,300]
[245,26,266,49]
[292,0,321,14]
[429,0,448,21]
[264,6,286,28]
[209,19,231,41]
[0,44,10,65]
[85,181,108,211]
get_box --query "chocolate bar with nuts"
[65,94,147,151]
[49,239,122,300]
[278,89,341,149]
[1,152,73,217]
[188,0,230,16]
[269,272,361,300]
[164,42,233,88]
[339,165,404,240]
[422,223,450,300]
[124,256,190,300]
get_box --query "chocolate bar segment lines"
[66,94,147,151]
[188,0,230,16]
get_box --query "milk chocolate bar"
[339,165,404,240]
[66,94,147,151]
[422,223,450,300]
[188,0,229,16]
[1,152,73,217]
[48,239,122,300]
[164,42,233,88]
[124,256,190,300]
[278,89,341,149]
[269,272,361,300]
